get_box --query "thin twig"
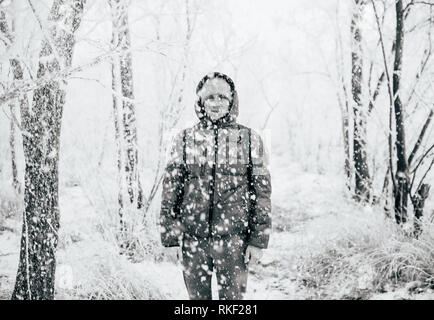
[408,109,433,166]
[413,157,434,197]
[410,142,434,193]
[26,0,62,66]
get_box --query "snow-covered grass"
[55,214,185,300]
[53,171,187,300]
[262,154,434,300]
[57,249,166,300]
[58,154,433,300]
[1,154,433,300]
[0,169,186,300]
[294,203,434,299]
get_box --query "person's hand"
[244,245,263,265]
[167,246,182,264]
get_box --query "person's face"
[199,78,232,121]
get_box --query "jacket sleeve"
[248,130,272,249]
[159,130,186,247]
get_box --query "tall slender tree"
[0,10,22,195]
[109,0,143,212]
[351,0,371,202]
[371,0,433,228]
[8,15,21,195]
[110,13,126,240]
[392,0,409,224]
[108,0,143,255]
[11,0,86,300]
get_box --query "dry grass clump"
[60,253,166,300]
[297,204,434,299]
[368,226,434,290]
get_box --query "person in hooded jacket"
[159,72,272,300]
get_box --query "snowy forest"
[0,0,433,300]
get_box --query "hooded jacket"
[160,72,272,249]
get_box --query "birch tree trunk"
[109,0,143,214]
[12,0,86,300]
[351,0,371,203]
[109,8,127,244]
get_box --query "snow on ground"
[0,218,20,300]
[243,155,349,299]
[0,154,325,299]
[1,155,432,299]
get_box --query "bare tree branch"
[26,0,62,67]
[410,142,434,194]
[413,157,434,197]
[408,109,434,166]
[405,0,434,12]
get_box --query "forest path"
[243,158,345,299]
[153,158,345,299]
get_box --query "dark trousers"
[181,234,248,300]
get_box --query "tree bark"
[392,0,409,224]
[412,183,430,238]
[9,103,21,194]
[12,0,85,300]
[351,0,371,202]
[342,101,352,191]
[109,0,143,212]
[110,13,126,246]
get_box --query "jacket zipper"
[208,126,218,237]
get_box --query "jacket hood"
[194,72,239,127]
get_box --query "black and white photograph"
[0,0,433,302]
